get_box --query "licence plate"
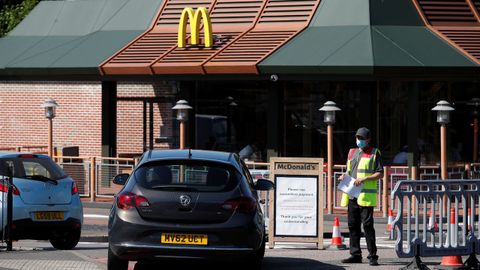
[34,212,64,221]
[161,233,208,245]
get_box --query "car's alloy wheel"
[108,245,128,270]
[49,228,81,250]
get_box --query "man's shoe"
[369,259,379,266]
[341,256,362,263]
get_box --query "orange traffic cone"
[438,208,463,270]
[329,217,346,250]
[385,209,394,240]
[428,208,439,232]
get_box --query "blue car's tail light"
[71,182,79,195]
[0,182,20,196]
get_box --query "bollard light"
[431,100,454,125]
[319,100,341,215]
[172,100,193,150]
[41,98,58,120]
[172,100,192,122]
[319,101,341,125]
[41,98,58,157]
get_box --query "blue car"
[108,149,274,270]
[0,152,83,249]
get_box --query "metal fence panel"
[392,180,480,258]
[57,158,90,197]
[96,158,134,197]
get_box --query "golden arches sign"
[178,7,213,48]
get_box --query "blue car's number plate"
[34,211,64,221]
[161,233,208,245]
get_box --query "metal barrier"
[95,157,135,198]
[332,165,347,209]
[391,179,480,269]
[56,157,91,197]
[245,162,271,225]
[419,166,440,180]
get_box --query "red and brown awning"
[412,0,480,64]
[100,0,320,75]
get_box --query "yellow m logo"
[178,7,213,48]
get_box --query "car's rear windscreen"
[0,157,67,180]
[135,160,239,192]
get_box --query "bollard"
[6,164,13,251]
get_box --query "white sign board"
[275,176,317,237]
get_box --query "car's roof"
[0,152,49,159]
[141,149,240,168]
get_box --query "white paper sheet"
[337,174,363,198]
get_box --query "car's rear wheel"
[246,238,265,269]
[108,245,128,270]
[49,228,81,250]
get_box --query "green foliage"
[0,0,39,37]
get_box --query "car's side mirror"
[113,174,129,186]
[254,179,274,191]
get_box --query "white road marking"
[84,214,109,219]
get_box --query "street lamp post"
[431,100,454,181]
[468,98,480,163]
[319,101,341,214]
[172,100,193,150]
[41,98,58,157]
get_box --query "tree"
[0,0,39,37]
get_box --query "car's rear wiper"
[150,185,197,191]
[25,175,58,185]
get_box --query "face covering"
[356,138,368,149]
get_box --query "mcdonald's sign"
[178,7,213,48]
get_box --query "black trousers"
[348,198,378,260]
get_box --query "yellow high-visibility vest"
[340,147,380,207]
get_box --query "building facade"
[1,0,480,165]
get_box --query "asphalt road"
[0,239,448,270]
[0,204,449,270]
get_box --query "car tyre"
[49,228,81,250]
[246,238,265,270]
[108,245,128,270]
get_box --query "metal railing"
[391,179,480,269]
[51,155,478,214]
[54,156,136,200]
[56,156,91,197]
[95,157,135,198]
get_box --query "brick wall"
[117,81,175,156]
[0,81,175,158]
[0,81,102,157]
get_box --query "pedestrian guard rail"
[392,179,480,258]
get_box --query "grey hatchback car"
[108,150,274,270]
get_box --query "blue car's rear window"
[135,161,239,192]
[0,157,67,180]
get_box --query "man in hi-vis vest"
[339,127,383,266]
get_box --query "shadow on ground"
[133,257,346,270]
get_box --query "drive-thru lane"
[0,238,446,270]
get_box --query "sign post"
[268,157,324,249]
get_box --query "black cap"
[355,127,370,139]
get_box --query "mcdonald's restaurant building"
[2,0,480,166]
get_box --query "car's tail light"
[0,182,20,196]
[222,197,256,213]
[117,192,150,210]
[71,182,79,195]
